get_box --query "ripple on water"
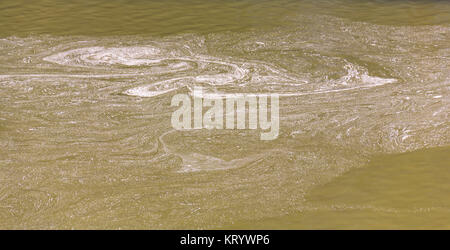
[0,14,448,228]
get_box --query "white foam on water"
[176,153,259,173]
[0,73,145,79]
[43,46,162,67]
[40,44,399,101]
[117,51,397,99]
[123,78,186,97]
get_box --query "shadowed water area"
[0,0,449,229]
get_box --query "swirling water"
[0,0,449,229]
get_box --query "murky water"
[0,0,449,229]
[224,146,450,229]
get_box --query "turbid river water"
[0,0,449,229]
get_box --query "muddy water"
[0,0,449,229]
[225,146,450,229]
